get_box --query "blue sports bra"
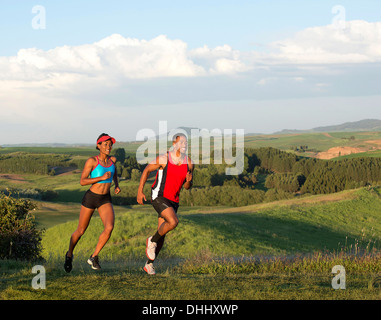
[90,156,115,184]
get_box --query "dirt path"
[322,132,334,138]
[0,174,27,184]
[315,146,367,159]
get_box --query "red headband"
[97,135,116,145]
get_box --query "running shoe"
[64,252,73,273]
[144,261,156,275]
[146,236,157,261]
[87,255,101,270]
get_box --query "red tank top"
[151,152,188,203]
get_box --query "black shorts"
[81,189,112,209]
[152,196,179,217]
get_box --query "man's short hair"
[172,133,187,142]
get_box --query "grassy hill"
[41,187,381,261]
[1,186,381,301]
[1,138,381,300]
[274,119,381,134]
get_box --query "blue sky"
[0,1,380,144]
[2,0,380,54]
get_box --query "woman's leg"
[91,203,115,257]
[67,206,95,257]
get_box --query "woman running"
[137,133,193,275]
[64,133,120,272]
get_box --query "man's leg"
[154,206,178,238]
[155,217,166,258]
[146,207,178,262]
[147,217,166,265]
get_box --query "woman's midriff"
[90,182,112,195]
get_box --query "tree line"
[244,147,380,195]
[0,153,81,175]
[1,147,380,207]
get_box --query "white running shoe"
[144,262,156,275]
[146,236,157,260]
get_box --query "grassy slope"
[40,187,381,261]
[1,187,381,300]
[1,140,381,300]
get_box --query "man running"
[137,133,193,275]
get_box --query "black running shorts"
[81,189,112,209]
[152,196,179,217]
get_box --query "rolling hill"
[40,187,381,261]
[274,119,381,134]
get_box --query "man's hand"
[186,170,193,183]
[137,191,147,205]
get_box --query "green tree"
[0,192,43,260]
[112,148,126,163]
[130,169,141,182]
[121,167,130,179]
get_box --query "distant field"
[334,149,381,160]
[0,144,136,157]
[244,131,381,156]
[0,146,95,156]
[2,131,380,160]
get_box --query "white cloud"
[269,20,381,64]
[1,20,381,143]
[93,34,206,78]
[256,77,277,86]
[0,34,247,85]
[1,20,380,89]
[189,44,251,74]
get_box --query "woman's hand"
[102,171,112,181]
[114,186,121,194]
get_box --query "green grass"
[0,171,83,193]
[1,140,381,300]
[1,187,381,300]
[38,187,381,262]
[1,146,381,301]
[1,253,380,300]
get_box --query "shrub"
[0,192,43,261]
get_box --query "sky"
[0,0,380,144]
